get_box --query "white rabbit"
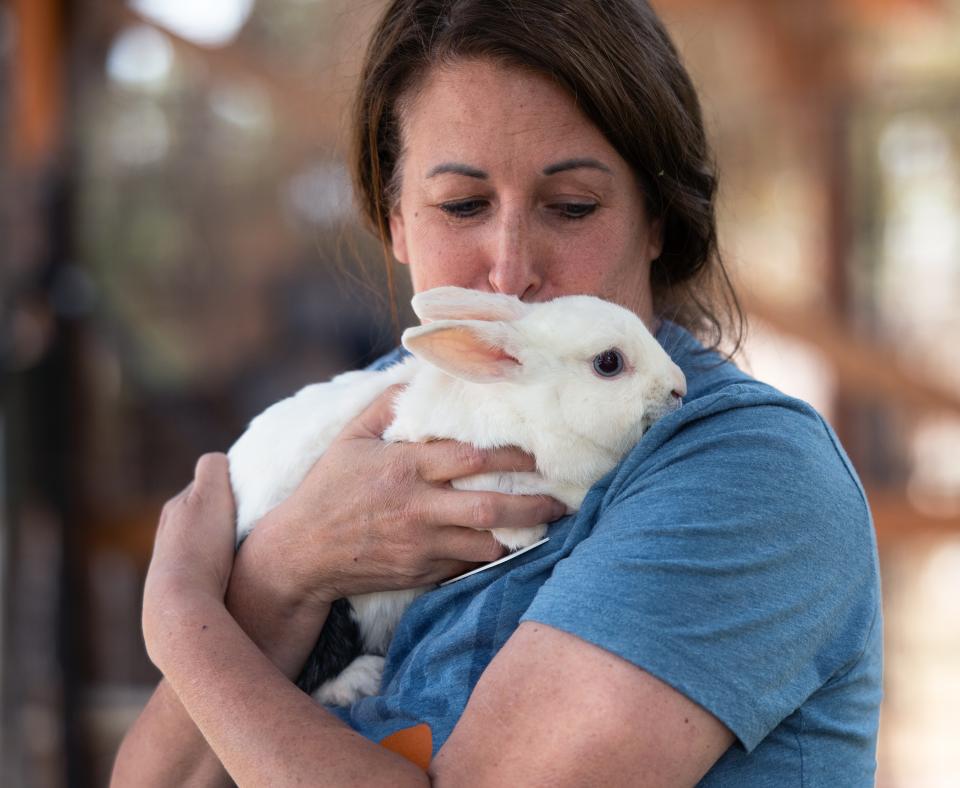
[228,286,686,706]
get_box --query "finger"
[430,526,507,565]
[188,452,237,521]
[341,384,406,441]
[413,441,537,483]
[426,489,565,532]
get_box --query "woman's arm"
[128,450,432,787]
[110,679,233,788]
[118,596,732,788]
[133,454,731,788]
[112,390,562,786]
[110,542,333,788]
[433,622,734,787]
[146,585,431,786]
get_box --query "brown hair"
[351,0,744,353]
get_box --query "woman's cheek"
[411,232,484,290]
[410,245,474,292]
[548,229,617,282]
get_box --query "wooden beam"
[10,0,64,165]
[743,292,960,417]
[869,487,960,543]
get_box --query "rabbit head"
[403,287,686,466]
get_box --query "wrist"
[226,520,335,677]
[233,512,339,610]
[142,590,227,675]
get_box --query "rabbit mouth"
[640,398,683,435]
[638,413,656,436]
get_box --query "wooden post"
[10,0,63,167]
[3,0,84,786]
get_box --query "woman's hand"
[141,453,238,671]
[235,385,566,610]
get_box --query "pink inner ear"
[487,347,519,365]
[410,325,520,382]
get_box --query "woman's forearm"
[111,679,233,788]
[112,422,547,786]
[221,522,337,678]
[111,601,328,788]
[149,593,430,788]
[112,530,332,787]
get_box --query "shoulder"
[640,322,870,534]
[602,371,875,595]
[637,377,864,493]
[522,332,881,750]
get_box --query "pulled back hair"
[351,0,744,353]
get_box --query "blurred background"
[1,0,958,785]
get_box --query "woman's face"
[388,59,663,325]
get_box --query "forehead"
[398,59,624,172]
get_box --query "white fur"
[312,655,385,706]
[227,287,686,703]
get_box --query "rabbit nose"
[671,365,687,399]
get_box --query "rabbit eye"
[593,349,625,378]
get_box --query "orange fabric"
[380,723,433,771]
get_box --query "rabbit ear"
[402,320,522,383]
[411,287,530,324]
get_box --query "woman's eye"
[439,199,488,218]
[552,202,598,220]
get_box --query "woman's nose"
[486,210,542,300]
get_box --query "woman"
[112,1,882,785]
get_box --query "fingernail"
[551,503,567,520]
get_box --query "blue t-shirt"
[333,322,883,785]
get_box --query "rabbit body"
[227,287,686,705]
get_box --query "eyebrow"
[542,157,613,176]
[425,157,613,180]
[426,162,489,179]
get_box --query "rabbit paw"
[312,654,385,707]
[492,524,548,551]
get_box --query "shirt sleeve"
[520,387,880,751]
